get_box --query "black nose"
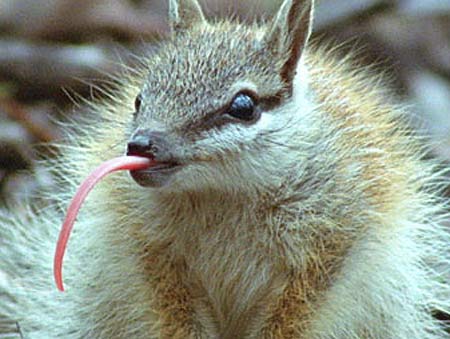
[127,134,152,157]
[126,130,167,158]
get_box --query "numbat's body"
[1,0,450,338]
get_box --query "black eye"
[226,93,258,121]
[134,94,142,112]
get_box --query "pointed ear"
[169,0,206,33]
[264,0,314,86]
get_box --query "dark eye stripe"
[134,94,142,112]
[181,90,286,133]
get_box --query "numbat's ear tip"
[168,0,207,32]
[264,0,314,85]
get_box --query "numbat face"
[1,0,450,338]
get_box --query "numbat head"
[1,0,450,338]
[126,0,314,191]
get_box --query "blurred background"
[0,0,449,204]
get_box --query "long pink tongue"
[54,156,152,292]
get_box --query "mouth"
[129,159,183,187]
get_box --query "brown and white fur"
[1,0,449,337]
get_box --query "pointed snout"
[127,129,171,160]
[126,129,182,187]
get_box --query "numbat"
[1,0,450,338]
